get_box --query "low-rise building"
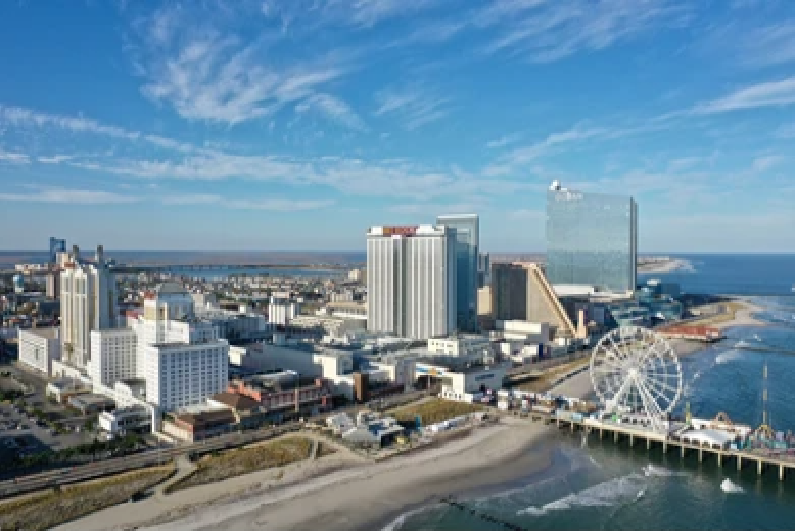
[99,406,152,435]
[414,360,508,398]
[162,407,238,442]
[46,376,92,403]
[18,327,61,376]
[67,393,116,415]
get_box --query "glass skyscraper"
[436,214,479,332]
[546,184,637,293]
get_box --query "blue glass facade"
[49,236,66,264]
[436,214,479,332]
[546,188,637,293]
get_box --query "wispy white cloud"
[0,185,138,204]
[752,154,785,171]
[37,155,76,164]
[374,86,449,129]
[295,93,366,130]
[485,132,522,149]
[136,7,354,126]
[694,77,795,114]
[481,0,692,62]
[483,123,606,176]
[0,104,139,140]
[739,22,795,68]
[0,104,201,154]
[0,149,30,164]
[161,193,332,211]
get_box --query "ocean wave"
[715,351,744,365]
[720,478,744,494]
[518,473,644,516]
[643,464,688,477]
[381,505,435,531]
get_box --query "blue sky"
[0,0,794,252]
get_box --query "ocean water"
[395,256,795,531]
[639,253,795,295]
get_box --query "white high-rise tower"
[59,245,117,367]
[366,225,457,340]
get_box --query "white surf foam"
[715,351,743,365]
[643,464,687,477]
[518,473,644,516]
[381,505,434,531]
[635,488,646,501]
[720,478,744,494]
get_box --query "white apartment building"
[366,225,457,340]
[88,283,229,413]
[88,328,138,387]
[268,297,299,325]
[59,245,117,368]
[18,327,61,375]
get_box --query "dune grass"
[0,465,174,531]
[168,436,313,492]
[391,399,483,426]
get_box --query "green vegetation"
[2,434,145,471]
[168,436,313,492]
[0,465,174,531]
[0,388,23,401]
[391,399,484,426]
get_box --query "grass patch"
[0,465,174,531]
[169,436,312,492]
[391,399,483,426]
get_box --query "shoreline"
[57,421,563,531]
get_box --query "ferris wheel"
[590,326,684,431]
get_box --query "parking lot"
[0,362,100,469]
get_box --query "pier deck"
[539,414,795,480]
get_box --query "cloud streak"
[374,86,449,129]
[161,193,333,211]
[0,185,138,205]
[695,77,795,114]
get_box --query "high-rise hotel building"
[367,225,457,340]
[546,181,638,294]
[60,245,117,368]
[436,214,479,333]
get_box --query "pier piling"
[737,456,742,471]
[699,449,703,463]
[758,460,764,476]
[780,466,785,481]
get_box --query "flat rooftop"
[21,327,59,340]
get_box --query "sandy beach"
[57,420,560,531]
